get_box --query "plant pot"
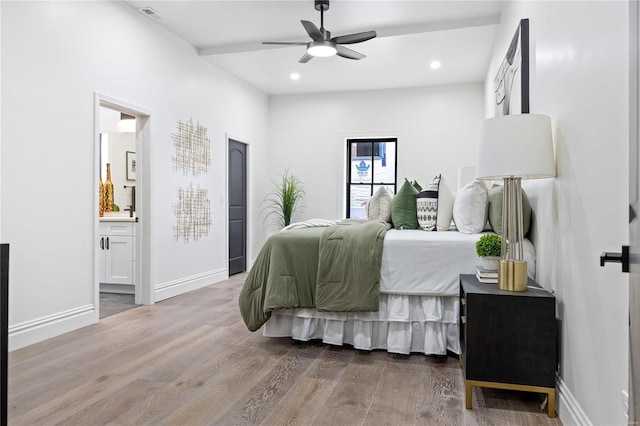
[480,256,500,271]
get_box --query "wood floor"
[8,273,562,425]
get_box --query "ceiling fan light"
[307,40,337,57]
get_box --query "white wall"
[267,83,485,227]
[487,2,629,425]
[1,1,269,349]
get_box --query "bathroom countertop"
[100,213,137,222]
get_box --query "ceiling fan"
[262,0,377,63]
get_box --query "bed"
[239,219,536,356]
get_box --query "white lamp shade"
[476,114,556,180]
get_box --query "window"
[346,138,397,218]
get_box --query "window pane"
[356,142,373,157]
[350,157,372,184]
[346,138,397,219]
[373,141,396,184]
[349,185,371,219]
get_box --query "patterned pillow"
[417,175,440,231]
[417,174,455,231]
[391,179,419,229]
[366,187,392,222]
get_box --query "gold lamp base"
[498,260,528,292]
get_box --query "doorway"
[94,93,153,321]
[228,139,247,275]
[630,0,640,421]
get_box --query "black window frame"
[346,138,398,218]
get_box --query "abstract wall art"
[171,118,211,176]
[494,19,529,116]
[173,184,212,242]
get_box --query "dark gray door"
[228,140,247,275]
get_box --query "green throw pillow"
[488,185,532,236]
[392,178,419,229]
[412,180,423,192]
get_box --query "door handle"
[600,245,629,273]
[105,237,110,250]
[100,237,104,250]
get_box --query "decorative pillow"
[436,176,454,231]
[391,178,419,229]
[416,176,439,231]
[453,180,488,234]
[412,180,422,192]
[487,184,532,236]
[417,174,454,231]
[366,187,392,222]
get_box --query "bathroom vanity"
[99,214,136,294]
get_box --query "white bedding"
[380,229,536,296]
[264,293,460,355]
[263,226,536,355]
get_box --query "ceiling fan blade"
[331,30,377,45]
[262,42,308,45]
[336,45,365,60]
[299,52,314,63]
[301,20,323,41]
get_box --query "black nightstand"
[459,274,557,418]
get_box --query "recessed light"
[430,61,441,70]
[290,73,301,81]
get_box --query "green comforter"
[239,220,390,331]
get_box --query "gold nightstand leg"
[547,388,556,418]
[465,382,473,409]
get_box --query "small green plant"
[476,233,502,257]
[262,168,305,229]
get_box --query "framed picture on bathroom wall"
[494,18,529,116]
[126,151,136,181]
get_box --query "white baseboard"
[154,268,227,302]
[7,269,230,351]
[558,377,592,425]
[9,304,96,351]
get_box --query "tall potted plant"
[262,169,305,229]
[475,233,502,270]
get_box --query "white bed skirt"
[263,293,460,355]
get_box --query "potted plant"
[476,233,502,270]
[262,168,305,229]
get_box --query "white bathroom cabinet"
[99,220,134,290]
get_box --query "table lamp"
[476,114,555,291]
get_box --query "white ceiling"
[123,1,503,95]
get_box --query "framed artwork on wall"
[126,151,136,181]
[494,18,529,116]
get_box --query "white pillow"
[436,176,454,231]
[453,179,489,234]
[366,187,392,222]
